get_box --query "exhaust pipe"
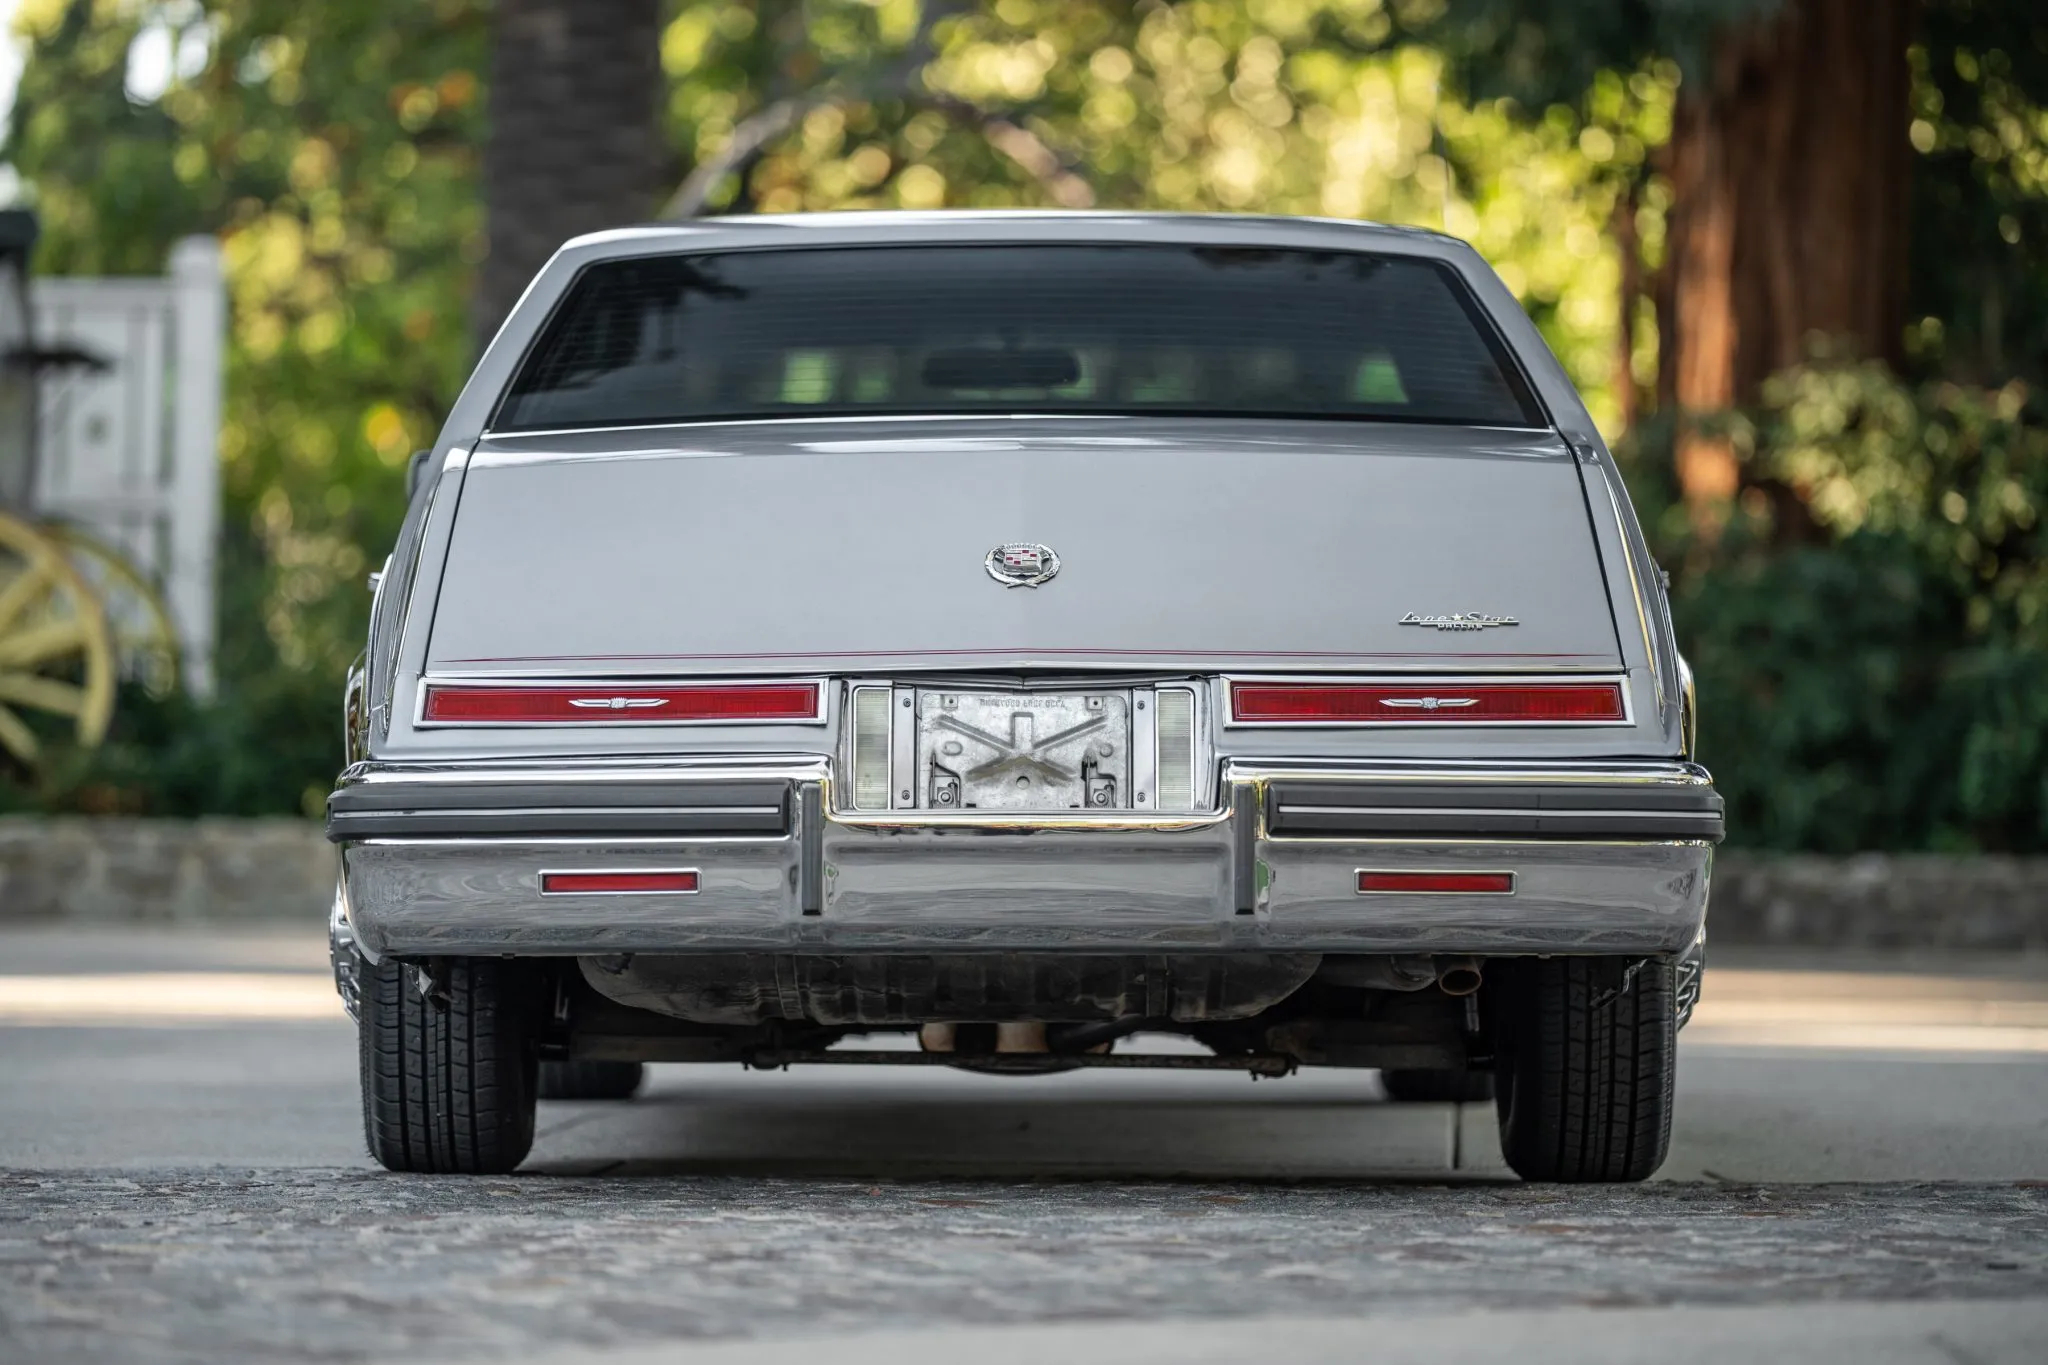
[1435,957,1484,996]
[918,1022,1052,1054]
[1045,1016,1150,1054]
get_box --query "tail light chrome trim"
[415,678,828,727]
[1225,676,1631,727]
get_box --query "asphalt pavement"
[1,926,2045,1364]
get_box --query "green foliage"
[1904,4,2048,387]
[1637,366,2048,851]
[665,0,1660,427]
[2,0,2046,856]
[0,0,1658,821]
[0,0,486,813]
[0,519,340,816]
[1405,0,1778,105]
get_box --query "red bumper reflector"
[423,682,820,723]
[1231,681,1625,723]
[1358,871,1515,894]
[541,871,700,895]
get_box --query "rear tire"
[1380,1067,1496,1102]
[537,1060,645,1100]
[1492,956,1675,1183]
[359,956,539,1174]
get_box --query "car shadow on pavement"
[523,1069,1514,1180]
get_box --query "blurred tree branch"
[661,0,1091,218]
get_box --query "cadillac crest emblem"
[985,542,1061,588]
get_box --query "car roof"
[553,210,1469,265]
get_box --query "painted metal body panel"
[336,212,1713,965]
[428,420,1618,676]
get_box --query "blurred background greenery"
[1,0,2044,853]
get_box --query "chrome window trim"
[1601,473,1666,714]
[410,675,831,728]
[390,445,470,737]
[476,413,1567,443]
[1678,653,1699,760]
[1220,673,1636,728]
[538,867,701,896]
[486,240,1552,437]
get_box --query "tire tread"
[1495,957,1675,1182]
[358,956,537,1174]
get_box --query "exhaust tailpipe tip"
[1436,957,1484,997]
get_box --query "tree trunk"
[1611,179,1643,434]
[478,0,663,351]
[1660,0,1915,517]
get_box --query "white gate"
[31,237,224,697]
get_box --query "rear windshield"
[494,244,1544,432]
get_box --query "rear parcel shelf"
[1264,780,1724,842]
[325,777,790,841]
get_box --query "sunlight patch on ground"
[1686,968,2048,1053]
[0,966,2044,1054]
[0,972,341,1025]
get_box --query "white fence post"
[167,236,223,699]
[32,237,225,699]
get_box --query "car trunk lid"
[426,418,1621,676]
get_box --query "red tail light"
[1357,871,1515,894]
[421,681,821,724]
[541,870,699,895]
[1230,681,1625,724]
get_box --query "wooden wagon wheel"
[0,509,116,765]
[46,523,181,697]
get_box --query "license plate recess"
[915,689,1133,811]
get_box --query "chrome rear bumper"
[332,758,1717,960]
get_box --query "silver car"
[329,212,1719,1180]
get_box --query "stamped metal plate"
[915,689,1133,811]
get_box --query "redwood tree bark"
[478,0,664,351]
[1660,0,1916,512]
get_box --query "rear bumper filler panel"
[332,759,1716,959]
[326,772,789,838]
[1266,779,1724,841]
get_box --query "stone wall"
[1706,853,2048,951]
[0,818,334,924]
[3,817,2047,950]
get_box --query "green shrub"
[1646,363,2048,851]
